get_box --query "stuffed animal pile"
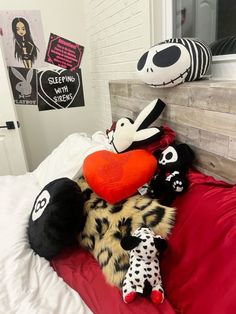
[28,98,177,263]
[28,96,194,285]
[28,70,196,306]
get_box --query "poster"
[8,67,37,105]
[0,10,46,68]
[45,33,84,71]
[37,68,85,111]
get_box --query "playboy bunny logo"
[11,67,33,99]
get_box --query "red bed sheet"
[51,247,176,314]
[52,169,236,314]
[161,169,236,314]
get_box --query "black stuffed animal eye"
[165,152,173,160]
[153,46,181,67]
[137,51,148,71]
[121,123,124,126]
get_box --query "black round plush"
[28,178,86,260]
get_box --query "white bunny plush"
[106,99,165,153]
[11,67,33,98]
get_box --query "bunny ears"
[11,67,33,83]
[106,98,166,153]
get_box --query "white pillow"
[33,131,112,188]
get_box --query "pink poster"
[0,10,46,69]
[45,33,84,71]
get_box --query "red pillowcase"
[161,169,236,314]
[83,149,157,204]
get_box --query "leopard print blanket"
[77,178,175,288]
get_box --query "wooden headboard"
[109,79,236,184]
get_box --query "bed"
[1,79,236,314]
[0,173,91,314]
[0,132,110,314]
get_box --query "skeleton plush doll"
[149,143,195,205]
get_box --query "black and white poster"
[37,68,85,111]
[8,66,37,105]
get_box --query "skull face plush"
[148,143,195,205]
[137,42,191,87]
[137,38,212,88]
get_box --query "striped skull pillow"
[137,38,212,88]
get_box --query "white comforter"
[0,132,112,313]
[0,174,92,314]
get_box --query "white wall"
[0,0,97,171]
[84,0,152,130]
[0,0,158,171]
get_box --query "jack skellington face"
[137,43,191,87]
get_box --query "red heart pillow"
[83,149,157,204]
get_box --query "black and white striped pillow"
[137,38,212,88]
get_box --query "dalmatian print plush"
[149,143,195,205]
[120,227,167,304]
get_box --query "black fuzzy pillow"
[28,178,86,260]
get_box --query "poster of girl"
[12,17,38,68]
[0,10,46,68]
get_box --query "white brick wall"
[84,0,151,130]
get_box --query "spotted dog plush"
[77,177,175,288]
[121,227,166,304]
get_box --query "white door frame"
[0,38,28,175]
[149,0,236,80]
